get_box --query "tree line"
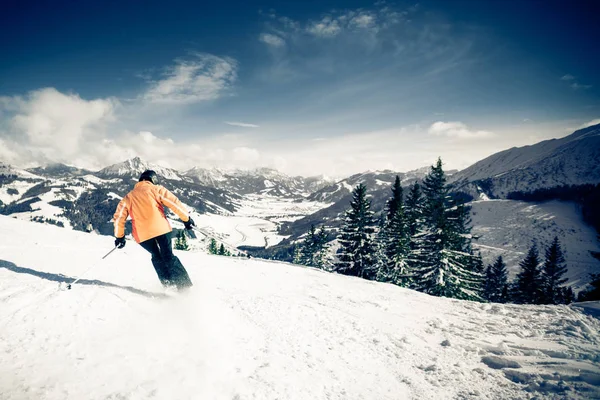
[294,158,588,304]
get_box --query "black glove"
[115,236,126,249]
[184,217,195,230]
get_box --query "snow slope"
[471,199,600,291]
[1,216,599,400]
[450,124,600,198]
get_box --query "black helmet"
[139,170,159,185]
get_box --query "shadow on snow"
[0,259,170,299]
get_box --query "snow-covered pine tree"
[376,176,411,287]
[405,182,423,241]
[294,225,332,270]
[313,226,333,270]
[411,158,483,301]
[218,243,226,256]
[335,183,377,279]
[483,256,509,303]
[541,236,570,304]
[512,242,543,304]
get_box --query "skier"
[112,170,195,290]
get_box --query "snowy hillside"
[1,216,599,400]
[450,123,600,198]
[471,199,600,291]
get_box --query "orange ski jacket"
[113,181,190,243]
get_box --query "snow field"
[470,199,600,290]
[0,216,599,400]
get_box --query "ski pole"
[65,246,118,290]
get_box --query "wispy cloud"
[578,118,600,129]
[143,53,237,104]
[570,82,592,90]
[561,74,591,90]
[224,121,260,128]
[259,33,285,47]
[428,121,494,139]
[307,16,342,37]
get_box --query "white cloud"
[428,121,494,139]
[259,33,285,47]
[578,118,600,129]
[224,121,260,128]
[561,74,575,81]
[570,82,592,90]
[307,17,342,37]
[0,87,269,172]
[350,13,376,29]
[143,53,237,104]
[0,88,117,163]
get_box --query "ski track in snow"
[1,216,599,400]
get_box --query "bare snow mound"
[0,216,599,400]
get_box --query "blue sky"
[0,0,599,176]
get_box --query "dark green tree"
[483,256,509,303]
[377,176,411,286]
[174,230,190,251]
[541,236,569,304]
[208,238,218,254]
[294,225,331,269]
[512,243,543,304]
[410,158,483,301]
[335,183,377,279]
[405,182,423,240]
[218,243,226,256]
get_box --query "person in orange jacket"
[113,170,194,290]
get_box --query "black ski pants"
[139,233,193,289]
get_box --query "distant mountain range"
[1,123,600,285]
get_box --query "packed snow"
[1,216,599,400]
[470,199,600,291]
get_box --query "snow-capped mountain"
[27,163,93,178]
[307,168,430,204]
[184,166,332,197]
[450,123,600,198]
[97,156,184,181]
[1,215,599,399]
[0,158,241,235]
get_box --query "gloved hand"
[184,217,195,230]
[115,236,126,249]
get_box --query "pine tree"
[541,236,570,304]
[405,183,423,240]
[483,256,509,303]
[295,225,332,269]
[218,243,226,256]
[377,176,411,286]
[174,230,190,251]
[513,243,543,304]
[313,226,333,270]
[335,183,377,279]
[411,158,483,301]
[208,238,218,254]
